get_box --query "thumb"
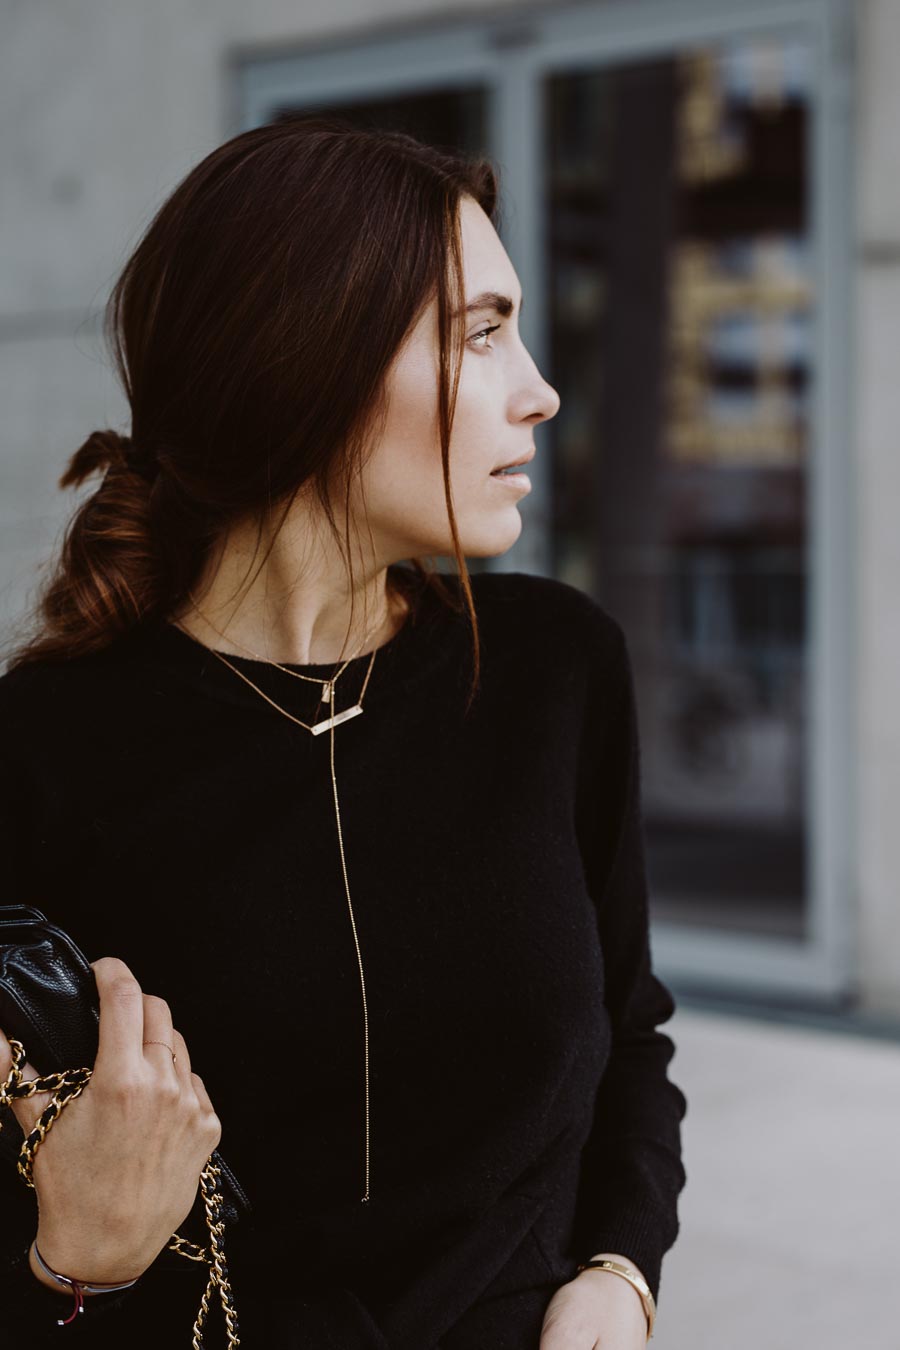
[0,1025,53,1136]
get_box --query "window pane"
[272,85,488,157]
[545,38,812,939]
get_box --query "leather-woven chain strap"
[0,1036,239,1348]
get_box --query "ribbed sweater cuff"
[0,1245,139,1341]
[575,1197,675,1304]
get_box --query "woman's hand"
[539,1255,649,1349]
[0,955,222,1288]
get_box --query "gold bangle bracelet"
[575,1258,657,1339]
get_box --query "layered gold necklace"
[173,591,406,1203]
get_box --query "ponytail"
[4,430,164,670]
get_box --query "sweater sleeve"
[569,607,688,1306]
[0,695,144,1337]
[0,680,388,1349]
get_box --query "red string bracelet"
[30,1241,141,1326]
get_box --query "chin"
[457,509,524,559]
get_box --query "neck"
[167,515,407,666]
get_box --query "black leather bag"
[0,903,252,1291]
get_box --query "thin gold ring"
[143,1039,177,1066]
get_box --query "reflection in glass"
[545,38,812,938]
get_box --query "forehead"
[458,196,520,301]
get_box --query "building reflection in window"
[545,37,813,938]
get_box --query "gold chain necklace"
[180,592,384,733]
[171,597,396,1203]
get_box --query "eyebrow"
[457,290,524,319]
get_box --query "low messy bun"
[62,428,159,489]
[7,429,166,664]
[2,418,222,671]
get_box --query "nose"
[520,371,560,426]
[534,377,560,423]
[518,336,561,424]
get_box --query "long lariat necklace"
[173,593,402,1203]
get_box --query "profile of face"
[352,194,561,562]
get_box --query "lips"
[490,447,535,475]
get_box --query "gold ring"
[143,1040,177,1066]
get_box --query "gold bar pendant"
[310,704,364,735]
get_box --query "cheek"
[364,441,440,516]
[377,349,444,472]
[359,372,448,529]
[447,365,501,479]
[359,352,498,528]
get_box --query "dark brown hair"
[3,114,500,711]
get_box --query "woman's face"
[355,194,561,561]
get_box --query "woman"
[0,116,687,1348]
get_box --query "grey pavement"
[651,1007,899,1350]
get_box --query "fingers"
[40,959,220,1154]
[189,1069,214,1116]
[168,1032,219,1147]
[92,957,146,1075]
[140,993,176,1073]
[170,1029,192,1086]
[190,1071,222,1153]
[0,1024,54,1134]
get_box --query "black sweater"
[0,567,687,1349]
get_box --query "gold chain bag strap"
[0,904,248,1346]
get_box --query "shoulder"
[0,636,137,744]
[0,647,103,706]
[0,662,60,800]
[468,569,627,671]
[0,657,62,721]
[0,658,80,770]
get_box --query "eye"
[468,323,501,351]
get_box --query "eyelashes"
[468,323,502,351]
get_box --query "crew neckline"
[165,597,413,676]
[131,566,470,712]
